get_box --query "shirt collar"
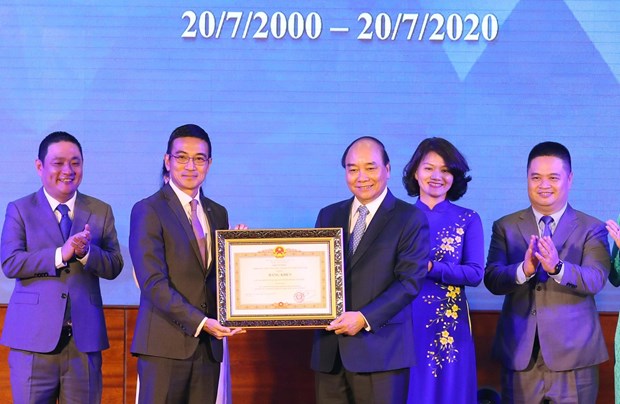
[43,188,77,213]
[168,180,201,210]
[531,203,568,227]
[351,187,388,219]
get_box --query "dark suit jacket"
[0,188,123,353]
[129,184,229,361]
[310,190,429,373]
[484,204,610,371]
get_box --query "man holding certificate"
[311,136,430,403]
[129,124,244,404]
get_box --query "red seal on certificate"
[294,292,305,303]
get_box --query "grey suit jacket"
[129,184,229,361]
[1,188,123,353]
[484,204,610,371]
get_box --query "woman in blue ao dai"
[403,137,484,404]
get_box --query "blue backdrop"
[0,0,619,310]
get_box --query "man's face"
[344,139,390,205]
[36,141,83,203]
[527,156,573,215]
[164,137,211,198]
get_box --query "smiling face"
[164,136,211,198]
[414,151,453,205]
[36,141,83,202]
[527,155,572,215]
[344,139,390,205]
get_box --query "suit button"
[531,309,536,316]
[536,286,542,291]
[201,303,207,309]
[61,293,67,299]
[65,269,71,274]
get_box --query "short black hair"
[38,131,83,162]
[340,136,390,168]
[402,137,471,201]
[166,124,212,158]
[527,141,571,173]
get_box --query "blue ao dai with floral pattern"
[407,199,484,404]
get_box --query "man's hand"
[326,311,366,336]
[523,235,539,277]
[72,224,91,258]
[61,224,91,262]
[202,318,246,340]
[534,236,559,274]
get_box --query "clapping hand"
[606,220,620,249]
[71,224,91,258]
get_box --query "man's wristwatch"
[551,259,563,275]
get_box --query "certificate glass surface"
[216,228,344,328]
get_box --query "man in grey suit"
[130,124,244,404]
[485,141,610,403]
[1,131,124,403]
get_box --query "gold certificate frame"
[216,228,344,329]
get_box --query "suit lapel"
[72,192,92,236]
[35,188,66,244]
[200,192,217,275]
[516,205,577,253]
[552,204,577,253]
[162,184,206,273]
[335,198,353,251]
[516,208,539,244]
[348,190,396,269]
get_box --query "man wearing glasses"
[129,124,244,403]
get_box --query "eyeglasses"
[169,154,209,166]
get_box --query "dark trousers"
[315,355,409,404]
[137,338,220,404]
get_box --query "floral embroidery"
[422,212,473,377]
[424,285,462,377]
[439,330,454,346]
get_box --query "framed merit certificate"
[215,228,344,329]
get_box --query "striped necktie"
[349,205,369,255]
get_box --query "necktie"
[349,205,369,255]
[57,204,72,326]
[537,216,554,282]
[190,199,207,268]
[57,204,72,241]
